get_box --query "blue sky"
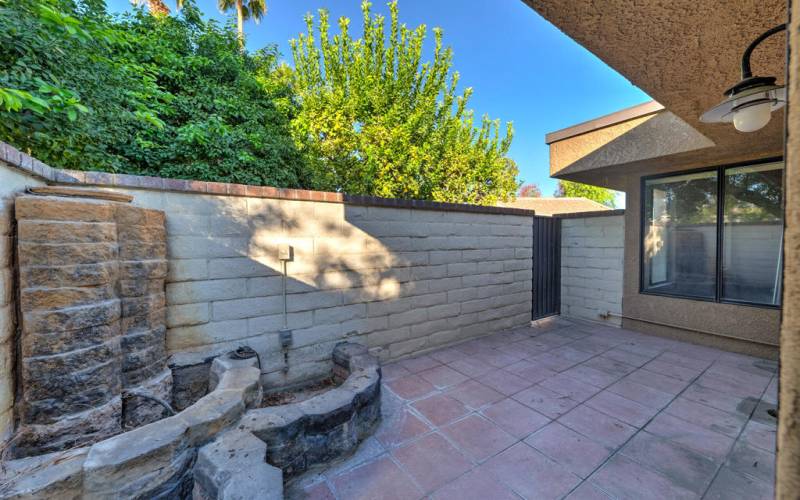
[108,0,650,201]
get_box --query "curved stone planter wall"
[193,343,382,500]
[0,355,262,499]
[0,342,380,499]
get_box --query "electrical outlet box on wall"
[278,243,293,261]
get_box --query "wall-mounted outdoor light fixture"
[700,23,786,132]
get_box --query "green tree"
[555,180,616,207]
[218,0,266,47]
[290,1,518,205]
[0,0,307,187]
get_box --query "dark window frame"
[639,157,784,310]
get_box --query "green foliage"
[289,1,518,205]
[555,180,616,207]
[0,0,307,187]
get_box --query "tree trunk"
[236,0,244,48]
[147,0,170,16]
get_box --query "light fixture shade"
[700,84,786,125]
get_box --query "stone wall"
[155,191,532,390]
[0,145,534,422]
[559,213,624,326]
[13,193,171,457]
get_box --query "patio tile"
[561,364,620,388]
[600,347,653,368]
[479,350,525,368]
[726,440,775,484]
[548,346,595,364]
[751,400,779,426]
[513,385,581,419]
[606,378,673,409]
[704,466,774,500]
[455,339,488,355]
[695,372,766,399]
[564,481,612,499]
[664,397,748,438]
[481,397,551,439]
[418,365,469,389]
[392,432,472,494]
[411,394,470,427]
[509,363,559,385]
[645,412,734,461]
[558,405,636,449]
[538,373,603,402]
[682,382,758,415]
[382,362,412,381]
[429,346,468,364]
[385,374,437,401]
[430,468,519,500]
[484,442,581,499]
[525,422,612,478]
[582,356,637,378]
[479,369,534,396]
[375,409,432,448]
[330,456,422,500]
[585,390,658,427]
[589,454,695,500]
[399,354,441,373]
[762,376,778,404]
[569,338,615,355]
[446,380,504,409]
[656,350,713,371]
[303,481,336,499]
[448,357,494,378]
[739,419,776,453]
[626,368,689,394]
[642,359,702,382]
[528,352,581,372]
[441,414,517,462]
[620,431,718,495]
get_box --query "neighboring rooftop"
[498,197,612,216]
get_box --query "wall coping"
[0,141,535,217]
[554,209,626,219]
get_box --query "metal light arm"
[741,23,786,79]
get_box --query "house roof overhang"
[528,0,787,190]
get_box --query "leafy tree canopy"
[0,0,308,187]
[290,1,519,205]
[555,180,616,208]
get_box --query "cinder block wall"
[559,213,624,326]
[156,192,533,388]
[0,149,534,400]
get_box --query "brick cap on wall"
[553,209,626,219]
[0,141,535,217]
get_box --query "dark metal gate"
[532,216,561,320]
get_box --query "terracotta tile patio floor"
[289,318,778,500]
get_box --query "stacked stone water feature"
[12,192,171,457]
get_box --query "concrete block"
[168,259,209,282]
[167,279,247,305]
[167,303,210,328]
[212,296,283,321]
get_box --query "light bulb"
[733,101,772,132]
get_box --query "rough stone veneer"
[558,212,624,326]
[13,194,171,457]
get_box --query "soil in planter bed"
[260,377,341,407]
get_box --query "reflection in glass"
[643,171,717,298]
[723,163,783,305]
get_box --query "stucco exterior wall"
[0,158,533,396]
[776,0,799,494]
[622,174,780,359]
[560,215,624,326]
